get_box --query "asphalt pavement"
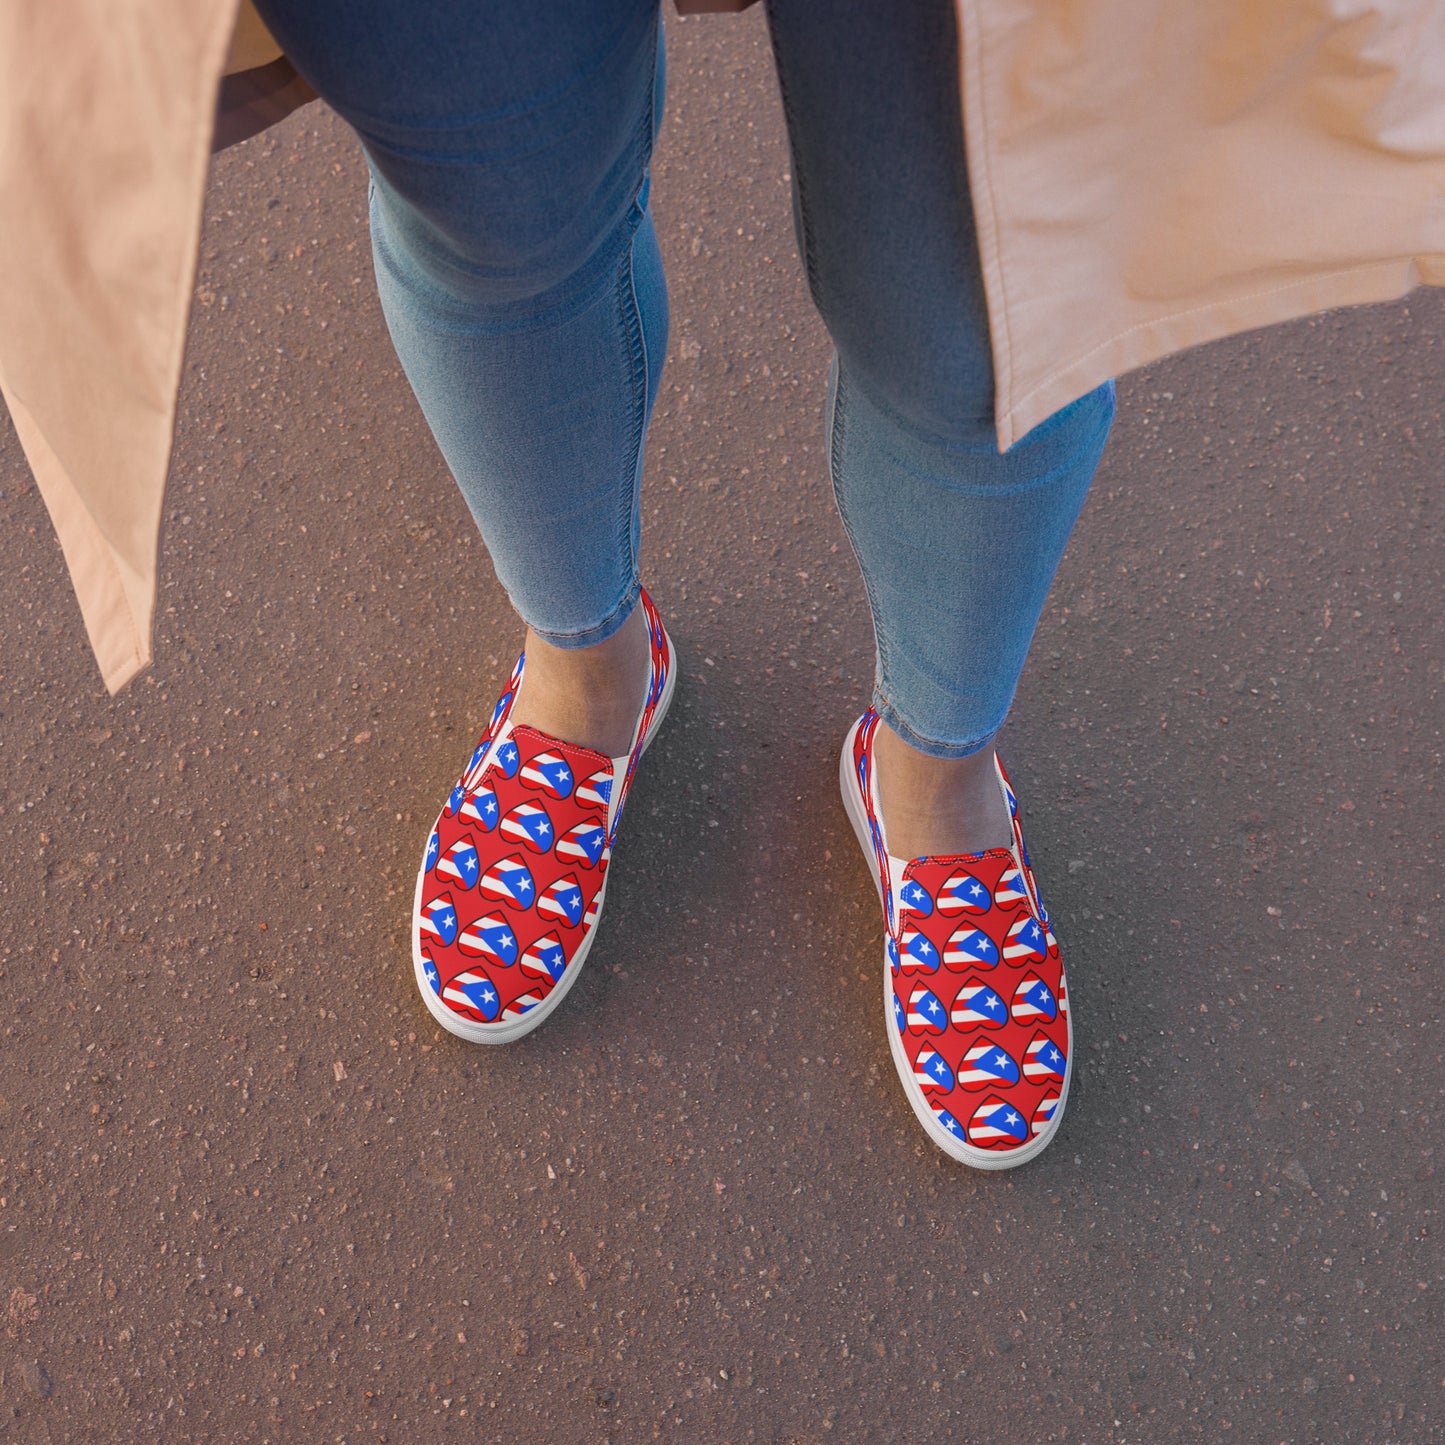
[0,10,1440,1442]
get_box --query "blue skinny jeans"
[252,0,1115,758]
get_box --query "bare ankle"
[507,605,650,757]
[873,721,1014,860]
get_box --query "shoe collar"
[602,635,663,837]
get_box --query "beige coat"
[4,0,1445,692]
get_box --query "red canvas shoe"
[840,710,1071,1169]
[413,589,676,1043]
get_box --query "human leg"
[251,0,677,1037]
[767,0,1109,1165]
[252,0,667,753]
[765,0,1114,857]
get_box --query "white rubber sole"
[412,640,678,1046]
[838,719,1073,1171]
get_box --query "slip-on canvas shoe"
[840,709,1071,1169]
[413,588,675,1043]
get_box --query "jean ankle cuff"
[871,691,1001,761]
[522,584,642,652]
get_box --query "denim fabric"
[253,0,667,648]
[766,0,1115,755]
[253,0,1114,756]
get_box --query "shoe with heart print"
[413,589,675,1043]
[840,709,1070,1168]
